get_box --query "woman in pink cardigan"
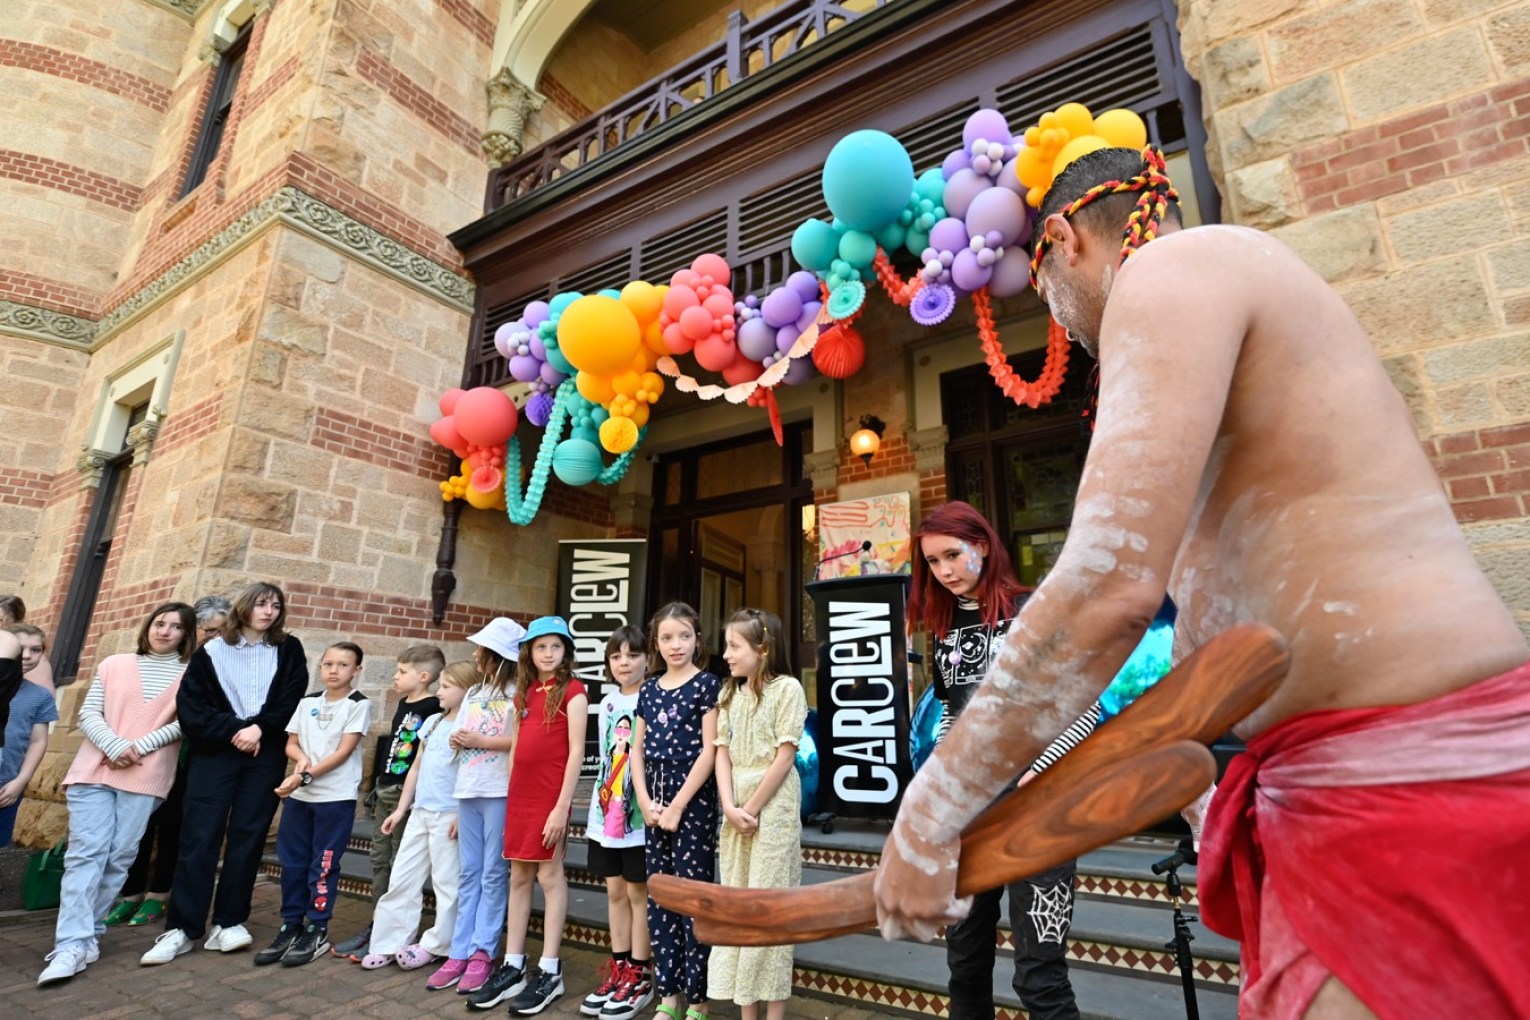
[36,601,198,987]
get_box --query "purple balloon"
[929,216,969,255]
[998,156,1027,197]
[523,301,551,327]
[761,287,803,329]
[788,271,821,303]
[781,355,815,386]
[540,362,565,387]
[526,391,555,427]
[942,168,988,219]
[962,108,1013,150]
[965,187,1028,247]
[988,249,1032,298]
[737,317,777,362]
[795,299,822,332]
[942,149,971,181]
[775,324,800,354]
[529,336,547,360]
[951,248,993,292]
[508,354,541,382]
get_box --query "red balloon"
[454,387,519,446]
[662,285,699,320]
[438,388,466,416]
[429,415,467,455]
[692,253,731,286]
[694,333,737,372]
[722,357,763,385]
[662,322,693,354]
[701,292,735,318]
[679,305,714,342]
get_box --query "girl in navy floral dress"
[631,603,720,1020]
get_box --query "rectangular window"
[180,24,251,197]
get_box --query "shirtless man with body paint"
[873,147,1530,1020]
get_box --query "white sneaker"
[84,938,100,964]
[204,923,253,952]
[38,943,88,986]
[140,929,194,965]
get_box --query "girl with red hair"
[907,501,1099,1020]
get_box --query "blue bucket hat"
[523,615,574,643]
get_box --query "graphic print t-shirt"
[452,682,512,799]
[378,695,441,787]
[586,688,643,849]
[933,597,1024,717]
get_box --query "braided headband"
[1028,146,1179,292]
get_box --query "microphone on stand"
[813,540,873,580]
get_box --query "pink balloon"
[694,333,737,372]
[429,415,466,455]
[679,305,714,342]
[942,168,988,219]
[692,253,732,286]
[702,292,735,318]
[662,285,699,320]
[722,357,763,385]
[438,388,466,416]
[454,387,519,447]
[663,321,693,354]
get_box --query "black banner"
[555,539,649,778]
[807,574,913,819]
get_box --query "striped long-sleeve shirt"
[78,652,185,761]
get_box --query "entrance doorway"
[648,424,815,675]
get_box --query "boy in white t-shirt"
[256,642,371,968]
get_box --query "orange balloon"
[620,281,663,326]
[1054,103,1095,140]
[1093,108,1148,150]
[1052,135,1109,178]
[1015,145,1050,188]
[576,371,616,405]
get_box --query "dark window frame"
[180,24,252,198]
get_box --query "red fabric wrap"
[1200,661,1530,1018]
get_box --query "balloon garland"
[503,380,646,526]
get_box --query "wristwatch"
[299,771,313,786]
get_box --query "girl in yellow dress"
[709,608,808,1020]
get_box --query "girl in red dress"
[467,616,588,1016]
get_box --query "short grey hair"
[193,595,233,627]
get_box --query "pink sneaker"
[426,956,468,990]
[457,949,494,994]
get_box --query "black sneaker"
[253,923,301,966]
[330,923,371,959]
[510,966,565,1016]
[279,923,330,967]
[466,960,525,1010]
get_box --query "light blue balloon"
[915,167,947,205]
[909,686,944,774]
[1099,601,1178,721]
[596,288,622,300]
[552,438,603,487]
[549,291,582,316]
[838,229,878,268]
[904,227,930,258]
[792,218,841,272]
[795,708,820,820]
[822,129,915,232]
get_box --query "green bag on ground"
[23,840,66,911]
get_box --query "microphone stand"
[1152,839,1201,1020]
[812,540,873,580]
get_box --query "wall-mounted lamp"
[849,415,886,466]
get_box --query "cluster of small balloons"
[556,282,670,456]
[1013,102,1149,209]
[429,387,518,508]
[493,301,568,427]
[659,255,746,378]
[733,270,823,387]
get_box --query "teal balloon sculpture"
[504,380,645,526]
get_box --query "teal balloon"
[823,130,915,232]
[795,708,820,819]
[552,438,603,487]
[904,226,930,257]
[1099,601,1177,722]
[915,167,947,205]
[544,341,574,376]
[909,686,944,773]
[596,288,621,300]
[874,221,907,253]
[792,218,840,272]
[838,229,878,268]
[549,291,581,316]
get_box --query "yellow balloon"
[612,370,642,397]
[1093,108,1148,150]
[620,281,663,326]
[1054,103,1094,141]
[558,295,641,376]
[1040,128,1062,152]
[630,403,650,428]
[641,319,667,356]
[1015,145,1050,188]
[1038,112,1058,131]
[1023,126,1040,147]
[1052,135,1110,178]
[576,370,617,405]
[1026,184,1046,209]
[599,415,639,455]
[639,372,664,401]
[464,483,499,510]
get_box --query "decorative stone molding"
[126,416,165,466]
[76,448,113,489]
[95,186,472,345]
[0,301,94,350]
[141,0,212,20]
[803,449,839,493]
[908,425,949,472]
[483,69,545,168]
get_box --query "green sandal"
[103,900,138,927]
[685,1009,709,1020]
[128,898,166,926]
[655,1007,682,1020]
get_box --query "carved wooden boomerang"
[648,622,1290,946]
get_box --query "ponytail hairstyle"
[907,500,1028,639]
[647,602,708,669]
[515,634,578,726]
[720,607,790,709]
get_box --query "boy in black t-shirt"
[332,644,443,961]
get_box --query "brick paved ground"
[0,878,906,1020]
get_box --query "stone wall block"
[1423,333,1530,384]
[1270,205,1387,282]
[1380,353,1432,431]
[1341,27,1497,124]
[257,303,330,358]
[1489,6,1530,75]
[204,521,252,568]
[1201,36,1271,108]
[1338,256,1495,352]
[1266,0,1425,83]
[1183,0,1303,47]
[1434,379,1498,427]
[1213,74,1349,172]
[1488,238,1530,293]
[1494,371,1530,416]
[217,475,297,531]
[1225,157,1302,227]
[1387,191,1515,264]
[237,387,314,442]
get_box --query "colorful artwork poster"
[817,493,912,578]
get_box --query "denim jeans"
[55,784,161,950]
[449,796,508,958]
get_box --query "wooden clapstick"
[648,622,1290,947]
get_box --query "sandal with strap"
[128,899,166,926]
[655,1006,682,1020]
[685,1009,709,1020]
[104,900,138,926]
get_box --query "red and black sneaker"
[600,961,653,1020]
[580,958,623,1016]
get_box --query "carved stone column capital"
[76,447,112,489]
[907,424,949,473]
[483,68,545,168]
[126,416,164,466]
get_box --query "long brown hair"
[136,602,198,662]
[222,582,290,645]
[719,607,790,709]
[515,634,578,726]
[647,602,707,669]
[472,645,513,696]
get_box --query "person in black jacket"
[140,582,308,966]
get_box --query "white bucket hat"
[467,617,527,660]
